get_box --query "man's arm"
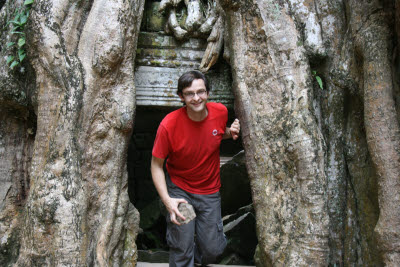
[222,119,240,140]
[150,156,187,225]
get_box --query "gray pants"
[166,175,227,267]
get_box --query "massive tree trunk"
[1,0,145,265]
[222,1,330,265]
[0,1,37,266]
[222,0,398,266]
[349,1,400,264]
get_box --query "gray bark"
[221,0,393,266]
[1,0,144,266]
[348,1,400,264]
[222,1,329,265]
[0,1,36,266]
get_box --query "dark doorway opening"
[129,1,256,261]
[127,104,257,265]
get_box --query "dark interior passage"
[129,1,256,261]
[127,105,257,264]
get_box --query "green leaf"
[18,37,26,47]
[19,53,26,62]
[24,0,34,5]
[6,42,15,48]
[10,61,19,69]
[18,48,25,56]
[11,31,24,35]
[7,55,14,65]
[8,19,21,26]
[18,48,24,55]
[316,76,323,89]
[12,26,20,32]
[14,13,21,23]
[20,14,28,24]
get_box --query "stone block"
[176,202,196,224]
[142,2,167,32]
[220,151,252,216]
[134,32,234,108]
[222,205,257,261]
[138,250,169,263]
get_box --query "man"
[151,70,240,267]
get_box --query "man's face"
[179,79,209,114]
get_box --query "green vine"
[6,0,34,70]
[312,71,323,89]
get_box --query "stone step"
[137,263,255,267]
[220,156,233,167]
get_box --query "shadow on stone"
[138,250,170,263]
[220,151,252,216]
[219,204,257,265]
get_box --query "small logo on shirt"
[212,129,218,136]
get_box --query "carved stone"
[134,32,234,108]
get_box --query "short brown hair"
[177,70,211,96]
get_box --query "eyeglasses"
[182,89,207,99]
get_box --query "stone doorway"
[127,0,258,264]
[127,104,256,265]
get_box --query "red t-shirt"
[152,102,228,194]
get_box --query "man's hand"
[151,156,188,226]
[229,119,240,140]
[164,197,188,225]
